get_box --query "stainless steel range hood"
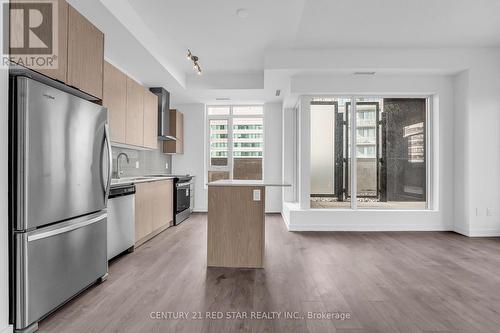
[149,87,177,141]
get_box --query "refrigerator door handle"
[27,213,107,242]
[104,124,112,205]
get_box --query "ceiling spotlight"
[195,63,202,75]
[353,71,376,75]
[186,49,202,75]
[236,8,249,19]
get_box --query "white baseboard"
[281,211,291,230]
[193,209,287,214]
[468,229,500,237]
[0,324,13,333]
[286,223,453,232]
[453,225,470,236]
[454,224,500,237]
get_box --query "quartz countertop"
[111,175,175,187]
[207,180,291,187]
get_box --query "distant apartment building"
[208,107,264,181]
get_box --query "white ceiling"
[295,0,500,48]
[127,0,306,74]
[71,0,500,104]
[129,0,500,74]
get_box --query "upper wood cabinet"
[103,63,160,149]
[163,110,184,154]
[125,77,144,147]
[143,89,159,149]
[67,5,104,99]
[9,0,68,83]
[8,1,104,98]
[103,62,127,143]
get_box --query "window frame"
[206,105,265,184]
[308,94,434,211]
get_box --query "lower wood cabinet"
[135,180,173,247]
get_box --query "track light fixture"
[186,49,202,75]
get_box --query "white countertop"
[111,175,175,186]
[207,180,291,187]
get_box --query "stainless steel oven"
[176,182,190,213]
[173,176,193,225]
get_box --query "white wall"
[453,70,469,235]
[466,60,500,236]
[170,103,208,211]
[264,103,283,212]
[283,75,455,231]
[1,1,12,331]
[282,107,297,203]
[172,102,283,213]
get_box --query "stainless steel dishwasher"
[108,184,136,260]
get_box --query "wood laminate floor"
[39,213,500,333]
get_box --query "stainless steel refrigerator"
[9,74,111,333]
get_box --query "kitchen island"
[207,180,290,268]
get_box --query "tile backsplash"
[111,145,172,178]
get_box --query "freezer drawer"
[14,212,108,331]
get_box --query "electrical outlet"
[135,161,140,169]
[165,162,169,169]
[253,189,261,201]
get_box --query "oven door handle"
[176,183,191,188]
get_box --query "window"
[310,97,429,210]
[207,106,230,115]
[209,119,228,169]
[207,106,264,182]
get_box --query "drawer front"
[15,213,108,329]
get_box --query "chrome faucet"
[116,153,130,179]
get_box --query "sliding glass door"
[310,96,429,210]
[310,98,351,209]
